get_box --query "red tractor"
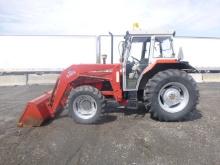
[18,30,199,126]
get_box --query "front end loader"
[18,30,199,127]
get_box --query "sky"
[0,0,220,37]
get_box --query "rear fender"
[138,60,197,90]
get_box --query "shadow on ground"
[106,101,202,122]
[42,101,202,126]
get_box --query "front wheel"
[144,69,199,121]
[67,85,106,124]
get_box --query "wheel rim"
[158,82,189,113]
[73,95,97,119]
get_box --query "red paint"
[143,59,177,74]
[18,64,122,127]
[18,59,178,127]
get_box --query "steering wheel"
[131,56,140,63]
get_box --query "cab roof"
[126,30,175,37]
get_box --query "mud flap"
[18,92,54,127]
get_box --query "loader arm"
[18,64,122,127]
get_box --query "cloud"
[0,0,220,36]
[139,0,220,36]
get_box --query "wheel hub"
[81,100,92,110]
[163,88,181,107]
[158,82,189,113]
[73,95,97,119]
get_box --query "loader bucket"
[18,92,53,127]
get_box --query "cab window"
[153,38,174,58]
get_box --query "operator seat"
[138,58,149,71]
[128,58,149,79]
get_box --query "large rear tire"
[143,69,199,121]
[67,85,106,124]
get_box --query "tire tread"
[66,85,106,124]
[143,69,199,121]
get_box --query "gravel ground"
[0,83,219,165]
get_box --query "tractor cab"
[121,30,176,91]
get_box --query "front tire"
[67,85,106,124]
[144,69,199,121]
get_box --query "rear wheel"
[67,85,106,124]
[144,69,199,121]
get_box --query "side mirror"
[177,47,184,61]
[119,41,125,63]
[101,54,107,64]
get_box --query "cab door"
[123,37,151,91]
